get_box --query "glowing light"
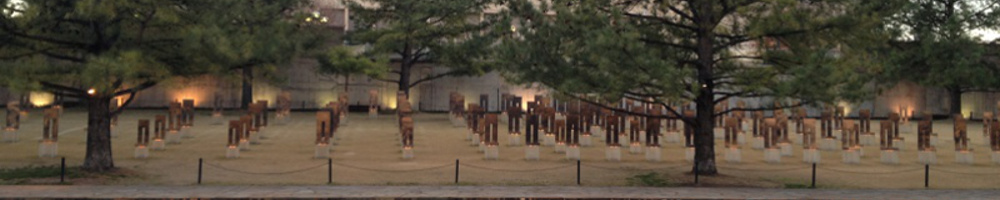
[87,88,96,95]
[320,17,328,23]
[29,92,54,107]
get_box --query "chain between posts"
[929,167,1000,175]
[716,165,812,172]
[580,163,688,171]
[331,161,454,173]
[458,162,575,172]
[203,161,328,175]
[817,166,925,175]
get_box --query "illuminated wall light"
[29,92,54,107]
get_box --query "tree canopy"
[327,0,501,96]
[494,0,898,174]
[0,0,329,171]
[882,0,1000,116]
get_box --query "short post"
[924,164,929,188]
[694,162,699,185]
[811,163,816,188]
[60,157,65,184]
[197,158,203,185]
[454,159,460,184]
[328,158,333,184]
[576,160,581,185]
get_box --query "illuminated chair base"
[752,137,765,150]
[605,146,621,161]
[880,150,899,164]
[339,114,349,126]
[368,109,377,118]
[841,149,861,164]
[166,131,181,144]
[478,142,485,152]
[736,133,746,145]
[918,150,937,165]
[450,116,464,127]
[685,147,696,162]
[820,138,838,151]
[764,148,781,163]
[508,134,522,146]
[955,151,974,164]
[314,144,330,159]
[38,142,58,158]
[861,134,877,146]
[151,139,166,150]
[544,134,556,146]
[565,146,580,160]
[618,135,629,147]
[590,126,603,141]
[713,129,724,139]
[226,146,240,159]
[181,127,194,139]
[803,149,821,164]
[402,147,414,159]
[275,115,287,125]
[555,143,566,153]
[892,139,905,150]
[239,140,250,151]
[580,135,593,147]
[779,143,793,157]
[525,145,540,160]
[793,133,803,145]
[628,143,642,154]
[724,147,741,163]
[469,133,478,144]
[134,146,149,159]
[212,114,224,125]
[484,145,499,160]
[249,130,261,145]
[645,146,662,162]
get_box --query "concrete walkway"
[0,185,997,199]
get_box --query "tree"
[187,0,329,109]
[883,0,1000,116]
[341,0,499,97]
[0,0,321,172]
[495,0,896,175]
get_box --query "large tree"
[495,0,895,174]
[0,0,323,172]
[186,0,328,109]
[341,0,499,97]
[883,0,1000,116]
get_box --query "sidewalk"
[0,185,997,199]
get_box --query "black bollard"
[328,158,333,184]
[197,158,203,185]
[811,163,816,188]
[576,160,581,185]
[454,159,460,184]
[924,164,929,188]
[60,157,65,184]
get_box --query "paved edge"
[0,186,998,199]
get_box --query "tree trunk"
[399,64,412,98]
[949,89,962,117]
[241,66,254,109]
[691,2,718,175]
[82,96,115,172]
